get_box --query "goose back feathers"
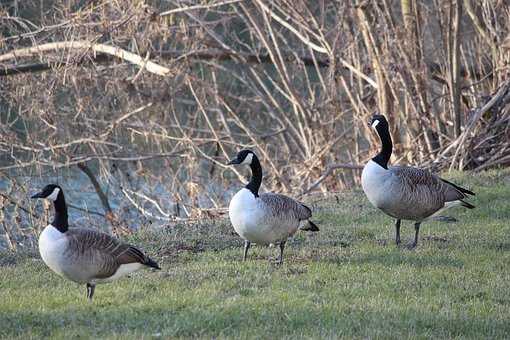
[260,193,312,221]
[229,189,315,245]
[362,161,474,221]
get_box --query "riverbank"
[1,170,509,338]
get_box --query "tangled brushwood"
[0,1,509,248]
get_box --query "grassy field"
[1,170,509,339]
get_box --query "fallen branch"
[0,48,329,77]
[159,0,243,16]
[77,162,134,235]
[0,151,187,171]
[0,41,171,76]
[1,46,493,92]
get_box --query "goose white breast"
[229,188,275,244]
[38,224,68,277]
[361,159,392,209]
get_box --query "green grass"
[1,170,510,339]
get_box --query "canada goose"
[361,114,475,248]
[227,150,319,264]
[31,184,160,299]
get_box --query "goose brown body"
[227,150,319,263]
[229,190,315,245]
[40,227,159,284]
[362,162,474,222]
[361,115,475,247]
[33,184,160,299]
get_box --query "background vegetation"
[0,1,509,247]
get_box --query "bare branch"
[300,163,363,196]
[159,0,243,16]
[0,41,172,76]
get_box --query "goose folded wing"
[391,166,471,202]
[66,228,149,278]
[391,165,474,210]
[260,193,312,220]
[389,166,451,213]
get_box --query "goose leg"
[411,222,421,248]
[277,241,286,265]
[86,283,95,300]
[395,219,401,245]
[243,240,251,261]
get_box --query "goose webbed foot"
[86,283,95,300]
[243,240,251,261]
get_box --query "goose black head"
[368,113,389,131]
[369,114,389,131]
[227,149,262,196]
[31,184,63,202]
[227,149,256,166]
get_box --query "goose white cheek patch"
[47,188,60,201]
[241,153,253,165]
[371,120,380,129]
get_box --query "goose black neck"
[245,156,262,197]
[372,125,393,169]
[51,193,69,232]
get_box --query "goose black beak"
[227,158,240,165]
[31,192,44,199]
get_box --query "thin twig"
[300,163,363,196]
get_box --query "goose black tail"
[460,200,475,209]
[145,257,161,270]
[441,178,475,196]
[301,220,320,232]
